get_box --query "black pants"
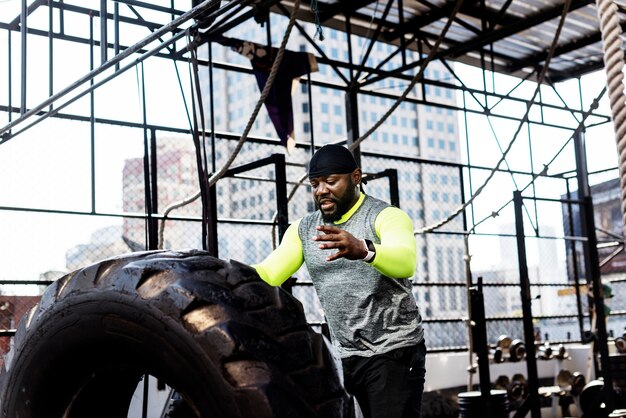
[341,341,427,418]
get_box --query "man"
[253,144,426,418]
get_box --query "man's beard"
[317,183,358,223]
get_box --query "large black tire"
[0,250,351,418]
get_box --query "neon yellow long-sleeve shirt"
[253,193,417,286]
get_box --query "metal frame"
[0,0,622,414]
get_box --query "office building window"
[322,122,330,133]
[449,141,456,151]
[303,122,310,133]
[427,138,434,148]
[438,139,445,150]
[321,103,329,113]
[426,120,433,130]
[302,102,309,113]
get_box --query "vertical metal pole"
[48,0,54,110]
[462,93,476,227]
[141,375,149,418]
[514,191,541,418]
[345,87,361,164]
[89,12,96,213]
[149,129,159,251]
[527,122,539,234]
[565,179,585,340]
[346,16,354,81]
[207,184,219,257]
[573,130,614,410]
[306,73,315,157]
[114,1,120,71]
[387,168,400,208]
[274,153,289,241]
[8,30,13,125]
[140,62,153,250]
[59,0,64,34]
[469,277,493,418]
[398,0,406,67]
[460,166,476,391]
[100,0,107,64]
[20,0,27,115]
[208,43,216,172]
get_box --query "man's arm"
[370,206,417,279]
[252,220,304,286]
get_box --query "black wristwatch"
[362,239,376,263]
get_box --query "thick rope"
[158,0,302,249]
[595,0,626,236]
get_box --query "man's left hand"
[313,225,368,261]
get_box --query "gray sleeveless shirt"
[299,194,424,358]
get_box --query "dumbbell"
[495,375,510,390]
[615,331,626,354]
[509,373,527,403]
[493,335,511,363]
[493,335,525,362]
[537,341,554,360]
[556,369,586,395]
[555,344,569,360]
[509,339,526,362]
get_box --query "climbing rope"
[595,0,626,236]
[158,0,302,249]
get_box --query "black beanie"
[308,144,358,179]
